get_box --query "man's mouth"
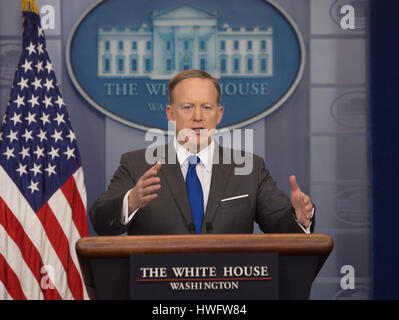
[192,127,205,134]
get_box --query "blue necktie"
[185,155,204,234]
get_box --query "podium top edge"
[76,233,333,258]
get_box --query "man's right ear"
[166,105,174,121]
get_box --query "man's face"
[166,77,224,152]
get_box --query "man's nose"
[193,106,202,121]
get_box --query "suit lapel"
[202,146,233,232]
[158,142,193,228]
[158,142,233,232]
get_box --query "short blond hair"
[168,69,221,105]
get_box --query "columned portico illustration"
[97,4,273,79]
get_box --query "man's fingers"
[297,213,310,227]
[141,162,162,180]
[143,193,158,201]
[130,162,162,209]
[301,195,313,213]
[140,193,158,206]
[289,175,300,192]
[141,176,161,188]
[132,185,160,208]
[301,220,310,228]
[153,161,162,171]
[142,184,161,196]
[291,181,314,228]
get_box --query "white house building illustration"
[97,4,273,79]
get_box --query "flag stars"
[63,146,75,160]
[66,130,76,143]
[16,163,28,177]
[6,129,18,143]
[10,112,22,126]
[31,77,42,90]
[51,129,63,143]
[24,111,37,125]
[25,42,36,55]
[17,77,29,91]
[19,146,30,160]
[37,43,44,56]
[28,94,39,108]
[30,163,42,177]
[3,147,15,160]
[43,96,53,109]
[27,180,39,194]
[2,19,83,211]
[37,129,47,142]
[54,95,65,108]
[45,61,54,74]
[48,146,60,160]
[21,59,33,73]
[45,163,56,177]
[13,95,25,108]
[35,60,44,73]
[43,78,54,91]
[38,26,44,37]
[54,113,65,126]
[33,146,45,159]
[40,112,51,126]
[21,129,33,142]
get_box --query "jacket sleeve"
[89,153,137,235]
[255,157,314,233]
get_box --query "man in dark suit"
[90,69,314,236]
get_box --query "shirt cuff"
[121,189,140,225]
[295,207,315,234]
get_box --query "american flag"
[0,6,89,299]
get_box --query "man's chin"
[177,130,213,153]
[183,136,210,153]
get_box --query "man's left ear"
[217,105,224,124]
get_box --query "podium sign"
[76,234,334,299]
[130,252,278,300]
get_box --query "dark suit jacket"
[89,143,315,235]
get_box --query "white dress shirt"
[174,137,214,212]
[121,138,214,225]
[120,138,312,233]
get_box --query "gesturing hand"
[128,162,162,215]
[289,175,313,228]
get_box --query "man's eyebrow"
[177,102,216,106]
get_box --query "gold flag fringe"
[21,0,38,14]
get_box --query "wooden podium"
[76,234,333,300]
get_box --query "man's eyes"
[181,105,194,112]
[181,105,213,110]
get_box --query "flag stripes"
[0,251,27,300]
[61,170,88,238]
[0,166,87,299]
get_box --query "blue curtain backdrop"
[370,0,399,300]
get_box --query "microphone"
[189,223,195,234]
[206,222,212,233]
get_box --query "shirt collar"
[173,136,214,170]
